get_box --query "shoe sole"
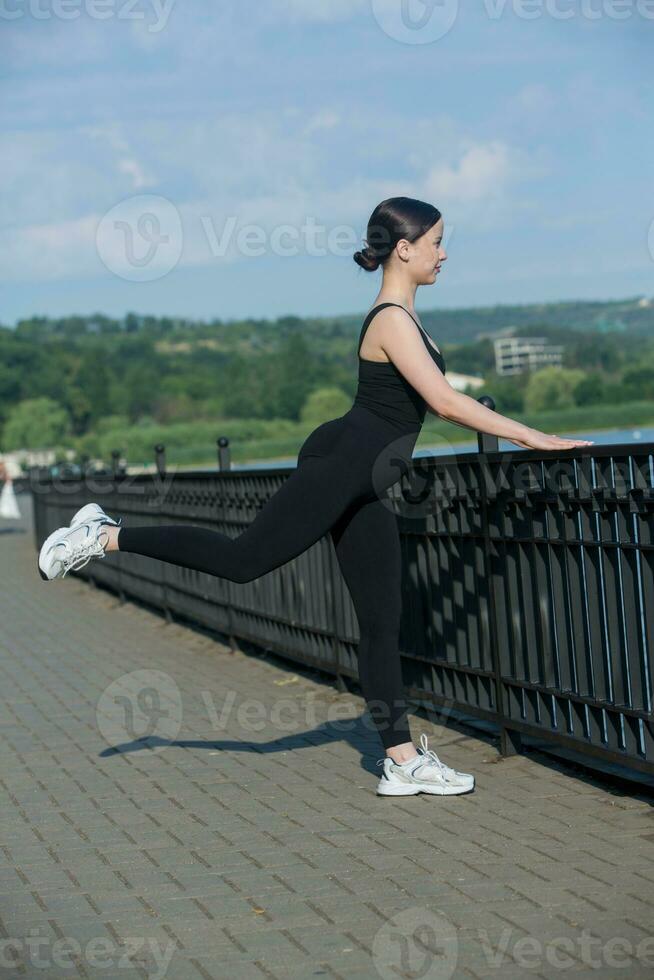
[377,780,475,796]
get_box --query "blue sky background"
[2,0,652,326]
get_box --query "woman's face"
[406,218,447,285]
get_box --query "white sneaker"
[376,733,475,796]
[69,502,121,530]
[38,516,116,581]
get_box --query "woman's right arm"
[376,309,594,452]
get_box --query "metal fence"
[30,434,654,778]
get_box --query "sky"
[1,0,653,327]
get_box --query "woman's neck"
[375,277,418,313]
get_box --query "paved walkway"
[1,496,653,979]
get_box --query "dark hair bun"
[353,246,381,272]
[354,197,441,275]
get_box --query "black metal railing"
[29,428,654,777]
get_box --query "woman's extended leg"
[117,455,364,583]
[329,495,414,754]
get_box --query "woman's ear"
[396,238,411,263]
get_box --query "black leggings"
[118,408,418,750]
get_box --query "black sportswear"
[353,301,446,430]
[118,304,447,750]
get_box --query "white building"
[446,371,485,393]
[0,448,79,478]
[494,337,564,376]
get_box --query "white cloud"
[425,141,513,202]
[303,110,341,136]
[0,214,100,283]
[422,140,549,226]
[0,104,554,284]
[117,158,156,189]
[512,83,555,117]
[1,19,107,70]
[82,124,130,154]
[82,123,157,188]
[0,171,405,284]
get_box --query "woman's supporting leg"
[117,455,361,583]
[329,495,414,753]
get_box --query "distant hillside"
[3,297,653,457]
[418,296,654,344]
[8,296,652,349]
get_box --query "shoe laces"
[415,732,449,778]
[417,732,467,780]
[375,734,447,777]
[377,734,465,781]
[53,525,110,579]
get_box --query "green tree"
[267,333,315,420]
[111,363,163,422]
[603,382,632,405]
[0,361,20,423]
[300,387,351,426]
[487,375,526,413]
[622,368,654,401]
[125,312,141,333]
[573,372,605,406]
[221,355,268,419]
[95,414,130,433]
[524,367,586,413]
[68,347,112,429]
[2,397,70,450]
[66,387,93,435]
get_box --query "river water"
[235,426,654,470]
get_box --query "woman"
[39,196,593,796]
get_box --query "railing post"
[217,436,231,472]
[477,395,499,454]
[109,448,126,602]
[154,443,166,478]
[153,443,172,623]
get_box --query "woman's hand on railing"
[507,427,595,451]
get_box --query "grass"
[96,399,654,472]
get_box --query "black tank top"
[352,303,447,430]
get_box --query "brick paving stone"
[1,495,653,978]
